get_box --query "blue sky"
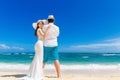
[0,0,120,52]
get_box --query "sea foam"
[0,63,120,70]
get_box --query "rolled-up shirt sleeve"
[56,27,60,37]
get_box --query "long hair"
[35,21,44,36]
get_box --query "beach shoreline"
[1,53,120,80]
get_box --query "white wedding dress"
[20,37,43,80]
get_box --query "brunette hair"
[48,19,54,23]
[35,21,44,36]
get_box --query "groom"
[42,15,61,78]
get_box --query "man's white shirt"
[42,23,59,47]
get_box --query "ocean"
[0,52,120,70]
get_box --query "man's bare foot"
[57,75,62,80]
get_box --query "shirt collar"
[49,23,54,25]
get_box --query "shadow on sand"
[0,74,57,79]
[0,74,26,78]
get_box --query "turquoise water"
[0,52,120,65]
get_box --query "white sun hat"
[32,20,41,29]
[32,22,37,29]
[42,19,48,25]
[48,15,54,20]
[32,19,48,29]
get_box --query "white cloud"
[61,38,120,52]
[104,38,120,42]
[11,47,24,50]
[71,43,120,49]
[0,44,10,49]
[0,44,24,51]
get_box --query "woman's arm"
[37,28,44,37]
[37,26,51,38]
[43,26,51,38]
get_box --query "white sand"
[0,69,120,80]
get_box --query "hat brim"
[42,19,48,25]
[32,19,48,29]
[32,22,37,29]
[32,20,42,29]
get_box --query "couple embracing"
[21,15,61,80]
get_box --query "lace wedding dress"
[20,37,43,80]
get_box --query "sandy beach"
[0,69,120,80]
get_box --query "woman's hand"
[47,26,51,29]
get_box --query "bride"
[21,20,50,80]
